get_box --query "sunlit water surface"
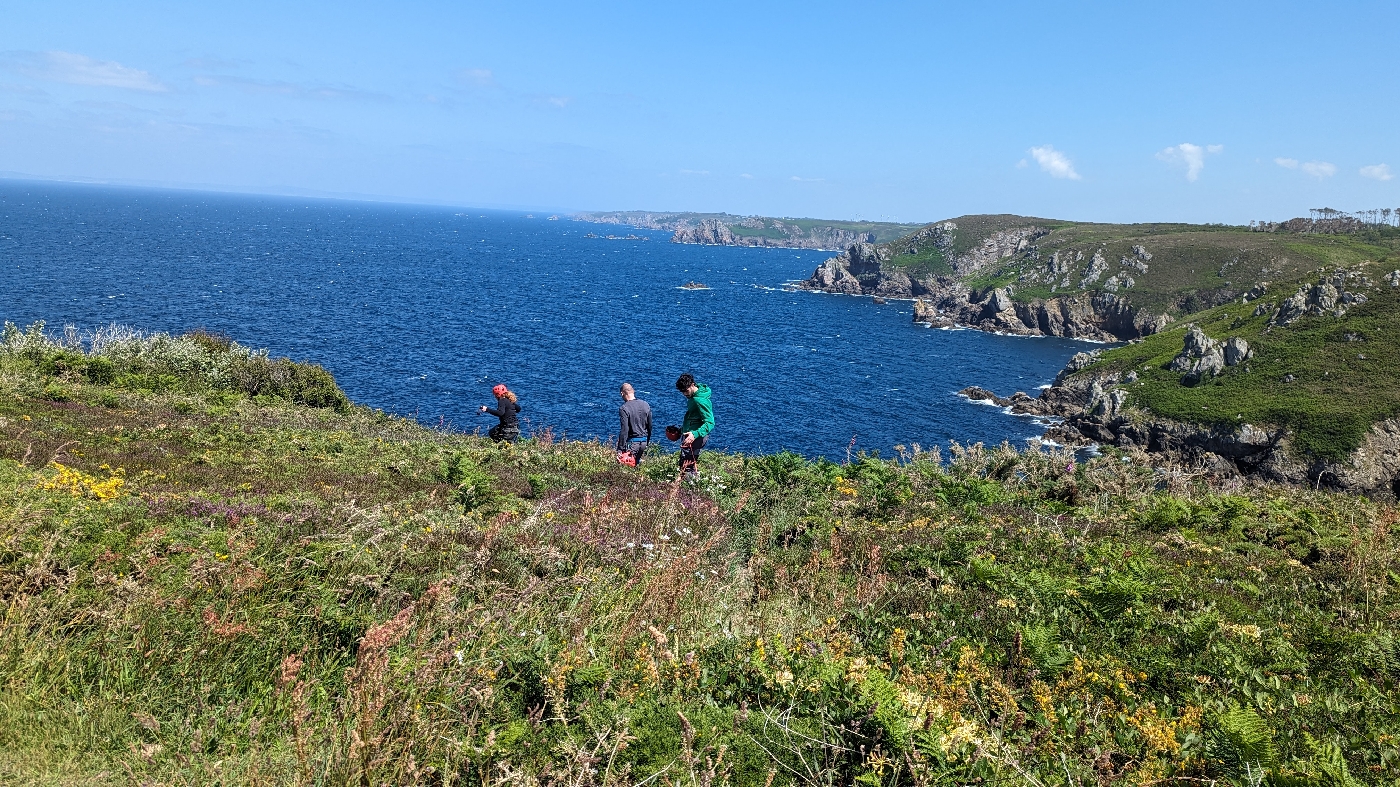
[0,181,1099,458]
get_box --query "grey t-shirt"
[617,398,652,449]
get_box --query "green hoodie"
[681,383,715,439]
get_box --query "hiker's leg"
[630,444,647,466]
[489,425,504,442]
[681,437,705,480]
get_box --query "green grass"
[869,215,1400,317]
[1,325,1398,785]
[1074,277,1400,459]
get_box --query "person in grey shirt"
[616,382,652,466]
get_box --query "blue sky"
[1,0,1396,223]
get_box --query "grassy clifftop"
[1065,266,1400,461]
[883,216,1400,316]
[2,325,1398,785]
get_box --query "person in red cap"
[480,383,522,442]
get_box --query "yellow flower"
[996,597,1017,609]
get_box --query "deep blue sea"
[0,180,1097,459]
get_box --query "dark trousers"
[679,435,706,476]
[624,441,648,465]
[489,424,520,443]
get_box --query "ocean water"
[1,180,1098,459]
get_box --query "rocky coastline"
[572,211,919,251]
[962,339,1400,498]
[798,241,1171,342]
[671,218,873,250]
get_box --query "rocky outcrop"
[1269,272,1371,326]
[801,225,1173,341]
[905,286,1168,341]
[1165,325,1251,385]
[965,336,1400,497]
[672,219,737,246]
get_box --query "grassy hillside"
[2,324,1398,785]
[882,216,1400,316]
[1068,268,1400,460]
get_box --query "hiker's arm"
[645,408,652,441]
[691,398,714,438]
[617,408,628,450]
[484,405,501,417]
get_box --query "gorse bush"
[0,328,1398,785]
[1,320,348,409]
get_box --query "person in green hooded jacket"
[673,373,714,482]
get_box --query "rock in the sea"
[808,258,864,295]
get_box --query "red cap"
[492,384,508,397]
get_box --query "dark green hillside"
[1068,271,1400,460]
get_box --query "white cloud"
[1157,142,1222,182]
[194,74,388,102]
[1028,145,1080,180]
[1360,163,1394,181]
[1277,158,1338,178]
[739,173,754,179]
[14,51,167,92]
[455,68,494,87]
[790,175,824,182]
[544,95,571,108]
[1301,161,1336,178]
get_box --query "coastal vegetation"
[1067,277,1400,461]
[2,323,1397,785]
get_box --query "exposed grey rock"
[1079,250,1109,287]
[1102,274,1135,292]
[1168,325,1218,372]
[807,258,863,295]
[1224,337,1251,367]
[954,228,1046,276]
[1242,283,1269,303]
[671,219,736,245]
[982,288,1015,317]
[1389,270,1400,287]
[1270,280,1360,326]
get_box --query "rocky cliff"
[795,213,1396,342]
[797,233,1170,341]
[959,260,1400,496]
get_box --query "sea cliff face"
[961,268,1400,497]
[797,239,1170,342]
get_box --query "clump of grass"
[0,331,1397,785]
[2,321,348,411]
